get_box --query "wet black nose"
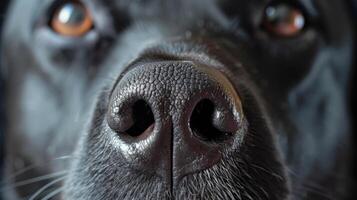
[106,61,244,186]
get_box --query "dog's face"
[1,0,355,199]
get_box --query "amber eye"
[262,3,306,37]
[51,1,93,37]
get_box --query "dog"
[0,0,355,199]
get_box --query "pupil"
[58,3,86,26]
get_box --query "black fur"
[0,0,356,199]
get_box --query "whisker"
[0,170,68,191]
[286,167,335,199]
[41,187,64,200]
[250,164,284,181]
[4,165,35,180]
[2,155,74,184]
[291,186,335,200]
[29,176,67,200]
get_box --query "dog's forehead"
[97,0,218,9]
[91,0,224,24]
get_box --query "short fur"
[0,0,355,199]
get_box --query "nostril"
[125,100,155,137]
[190,99,233,142]
[109,99,155,137]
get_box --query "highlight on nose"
[106,61,244,185]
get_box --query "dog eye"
[50,1,93,37]
[262,3,305,37]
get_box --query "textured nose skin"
[107,61,243,186]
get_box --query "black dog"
[0,0,355,199]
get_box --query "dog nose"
[107,61,244,185]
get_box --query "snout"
[106,61,244,185]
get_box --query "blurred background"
[0,0,9,186]
[0,0,355,199]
